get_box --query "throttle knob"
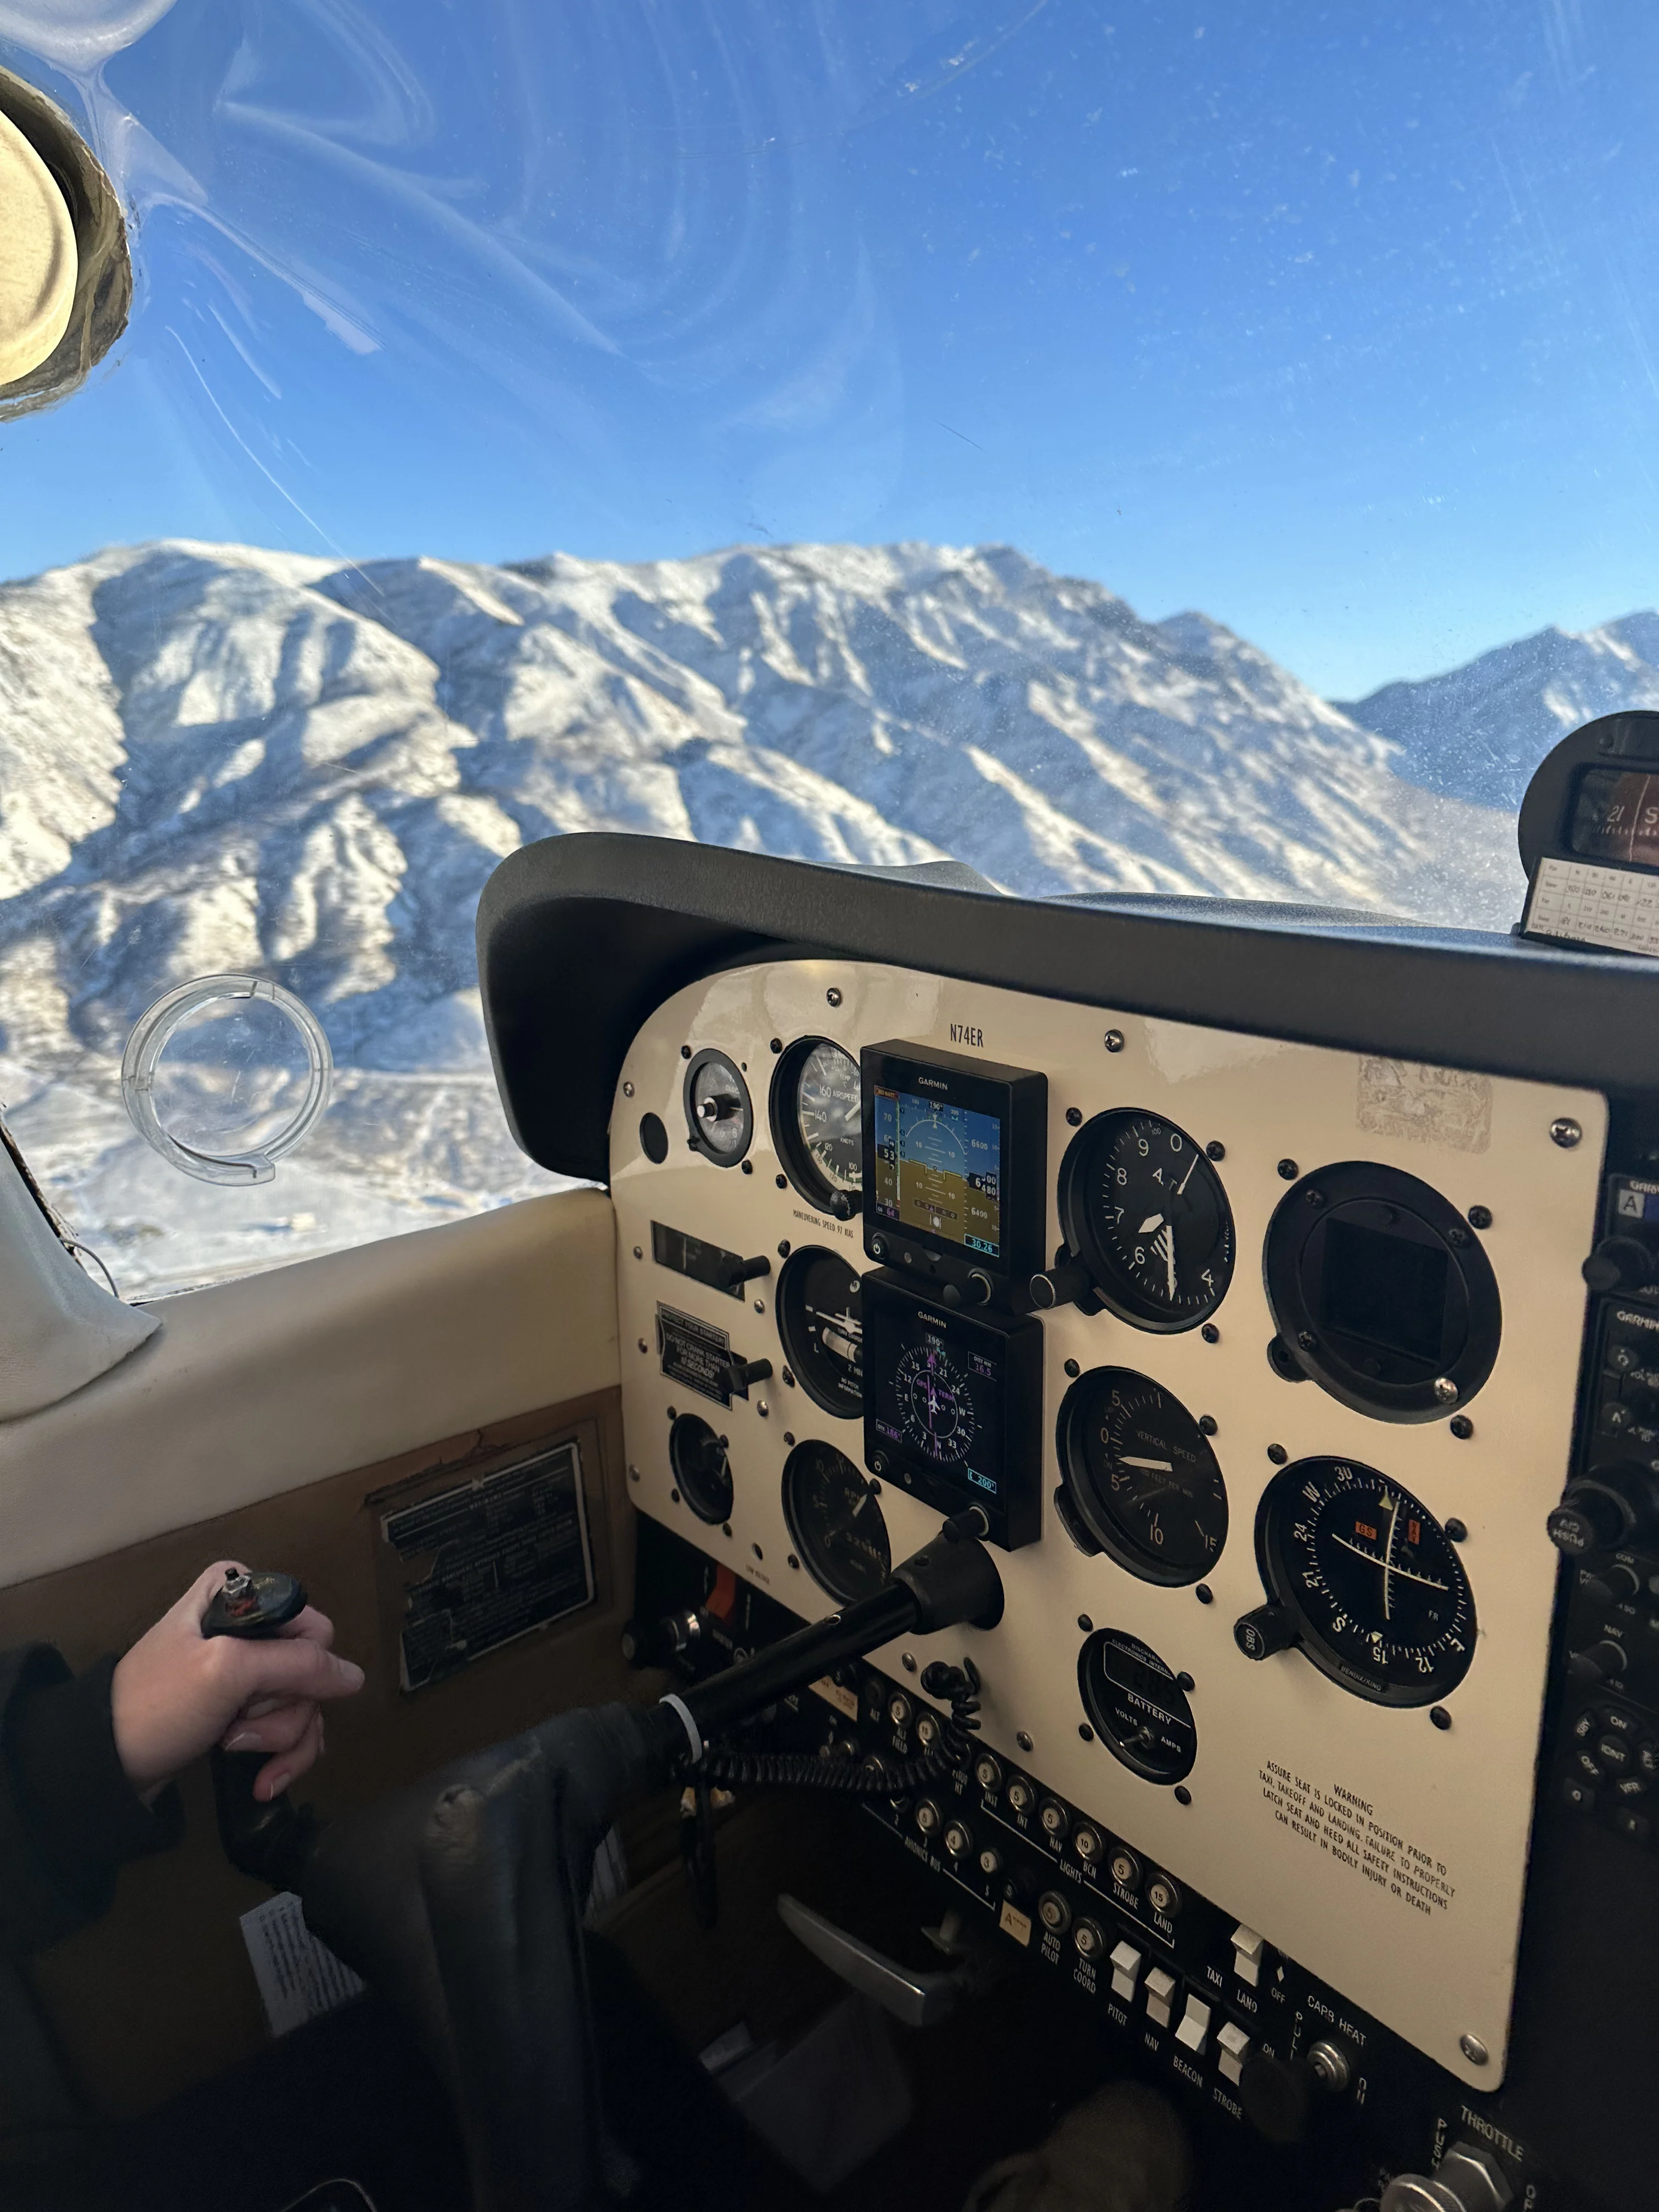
[1234,1602,1297,1661]
[1583,1237,1656,1295]
[1380,2142,1514,2212]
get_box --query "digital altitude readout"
[870,1085,1002,1257]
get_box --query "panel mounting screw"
[741,1159,753,1175]
[777,1239,792,1256]
[627,1464,641,1483]
[1103,1029,1125,1053]
[1064,1357,1081,1379]
[826,987,843,1008]
[1550,1118,1583,1149]
[1267,1443,1288,1465]
[1206,1140,1225,1160]
[788,1554,799,1571]
[752,1543,764,1561]
[1198,1414,1218,1436]
[1277,1158,1299,1181]
[783,1431,796,1446]
[781,1367,795,1387]
[1079,1723,1094,1742]
[722,1522,732,1538]
[1017,1731,1035,1752]
[1445,1517,1468,1542]
[1077,1613,1094,1632]
[1449,1416,1474,1440]
[755,1399,769,1417]
[770,1037,783,1054]
[1065,1107,1084,1126]
[622,1080,635,1098]
[1459,2033,1488,2066]
[1201,1323,1220,1344]
[1468,1205,1493,1229]
[1431,1707,1453,1732]
[776,1173,788,1189]
[1195,1584,1214,1605]
[637,1338,648,1353]
[1433,1377,1459,1405]
[633,1245,643,1259]
[901,1651,918,1673]
[681,1045,692,1059]
[1177,1671,1195,1692]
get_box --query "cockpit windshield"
[3,0,1656,1289]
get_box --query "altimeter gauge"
[782,1439,891,1603]
[1239,1458,1476,1707]
[1057,1368,1227,1584]
[771,1037,862,1213]
[1058,1110,1233,1330]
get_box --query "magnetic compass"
[1058,1110,1233,1330]
[1242,1458,1476,1706]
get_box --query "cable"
[695,1658,981,1795]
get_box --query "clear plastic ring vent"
[121,975,333,1186]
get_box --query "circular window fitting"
[1263,1161,1500,1421]
[121,975,333,1186]
[0,69,131,420]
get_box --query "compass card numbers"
[1058,1110,1234,1331]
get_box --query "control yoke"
[208,1521,1003,2212]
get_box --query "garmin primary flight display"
[860,1042,1047,1306]
[861,1272,1042,1548]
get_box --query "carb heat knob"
[1234,1602,1297,1661]
[1583,1237,1656,1296]
[1547,1468,1659,1558]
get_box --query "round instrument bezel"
[1077,1627,1198,1785]
[1056,1365,1228,1586]
[775,1245,865,1418]
[1057,1108,1235,1333]
[683,1048,753,1166]
[668,1411,734,1525]
[769,1035,862,1215]
[781,1437,891,1604]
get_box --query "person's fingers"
[223,1699,317,1757]
[275,1606,336,1652]
[257,1709,324,1801]
[206,1632,364,1708]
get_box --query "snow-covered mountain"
[0,534,1526,1290]
[1344,614,1659,812]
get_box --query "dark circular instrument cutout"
[1263,1161,1500,1421]
[1058,1110,1234,1331]
[782,1438,891,1603]
[638,1112,669,1164]
[770,1037,862,1214]
[683,1049,753,1165]
[1254,1457,1477,1707]
[1078,1628,1197,1785]
[1057,1368,1227,1584]
[776,1246,864,1417]
[668,1412,732,1524]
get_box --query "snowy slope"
[0,535,1523,1290]
[1344,613,1659,812]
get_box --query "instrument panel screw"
[1065,1107,1084,1126]
[1267,1444,1288,1465]
[1205,1139,1225,1160]
[741,1160,754,1175]
[755,1400,769,1417]
[1431,1707,1453,1733]
[783,1431,796,1446]
[753,1300,764,1313]
[1077,1613,1094,1632]
[1201,1323,1220,1345]
[633,1245,643,1259]
[1064,1358,1081,1379]
[1446,1224,1469,1247]
[1174,1786,1193,1807]
[1468,1205,1493,1229]
[1433,1376,1459,1404]
[1199,1414,1218,1436]
[622,1080,635,1098]
[776,1173,787,1189]
[627,1465,641,1483]
[681,1045,692,1059]
[777,1239,791,1256]
[770,1037,783,1054]
[901,1651,918,1673]
[868,1479,882,1495]
[722,1522,732,1538]
[637,1338,648,1354]
[1103,1029,1125,1053]
[752,1544,764,1561]
[1079,1723,1094,1742]
[781,1367,795,1387]
[670,1488,682,1505]
[826,987,844,1008]
[1459,2033,1488,2066]
[1297,1330,1318,1351]
[1446,1518,1468,1542]
[1195,1584,1214,1606]
[1550,1117,1583,1149]
[1277,1158,1299,1181]
[1306,1188,1325,1208]
[1177,1671,1195,1692]
[788,1554,800,1571]
[1449,1417,1474,1441]
[1017,1731,1035,1752]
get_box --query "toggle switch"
[1144,1966,1177,2029]
[1108,1940,1143,2002]
[1231,1923,1266,1987]
[1175,1994,1212,2056]
[1217,2021,1251,2086]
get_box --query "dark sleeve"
[0,1644,183,1958]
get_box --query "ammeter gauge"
[781,1438,891,1603]
[776,1246,864,1417]
[1057,1110,1233,1330]
[772,1037,862,1212]
[1243,1458,1476,1707]
[684,1050,753,1165]
[1078,1628,1198,1785]
[1057,1368,1227,1584]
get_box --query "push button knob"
[1547,1469,1659,1557]
[1583,1237,1655,1295]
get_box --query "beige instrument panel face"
[611,957,1605,2087]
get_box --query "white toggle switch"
[1175,1994,1212,2055]
[1230,1923,1265,1988]
[1108,1940,1142,2002]
[1217,2020,1251,2085]
[1144,1965,1177,2029]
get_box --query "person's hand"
[110,1561,365,1803]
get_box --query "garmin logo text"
[916,1076,949,1092]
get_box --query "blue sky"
[4,0,1659,699]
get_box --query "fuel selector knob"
[1379,2142,1514,2212]
[1547,1469,1659,1558]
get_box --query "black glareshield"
[860,1040,1047,1309]
[676,1514,1005,1745]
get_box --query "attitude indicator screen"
[871,1087,1002,1257]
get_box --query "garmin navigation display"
[860,1042,1047,1307]
[871,1086,1002,1255]
[862,1273,1042,1548]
